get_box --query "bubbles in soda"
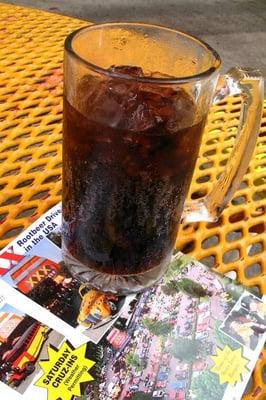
[63,66,206,277]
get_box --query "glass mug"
[63,23,264,295]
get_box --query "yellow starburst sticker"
[211,345,249,385]
[35,341,95,400]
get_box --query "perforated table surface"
[0,3,265,398]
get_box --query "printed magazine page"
[0,289,96,400]
[0,203,265,400]
[0,204,134,346]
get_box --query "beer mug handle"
[183,67,264,223]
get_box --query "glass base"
[62,245,171,295]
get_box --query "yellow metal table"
[0,3,265,398]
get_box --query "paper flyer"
[0,203,265,400]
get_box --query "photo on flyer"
[0,295,63,395]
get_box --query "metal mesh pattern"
[0,4,265,398]
[178,97,266,294]
[0,4,87,245]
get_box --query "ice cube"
[77,65,196,133]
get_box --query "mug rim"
[64,22,222,85]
